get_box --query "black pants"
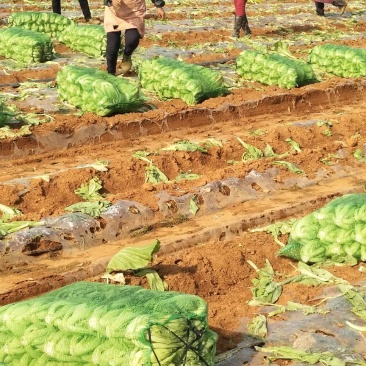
[106,28,141,74]
[315,1,325,13]
[52,0,92,20]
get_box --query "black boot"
[232,16,242,38]
[315,1,325,16]
[241,15,251,36]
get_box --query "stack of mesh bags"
[0,27,53,63]
[0,282,217,366]
[138,56,229,105]
[0,99,12,127]
[236,49,317,89]
[308,44,366,78]
[56,65,145,116]
[8,11,75,38]
[58,25,110,58]
[279,193,366,264]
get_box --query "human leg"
[121,28,141,73]
[106,31,122,75]
[52,0,61,14]
[233,0,250,37]
[315,1,325,15]
[78,0,92,20]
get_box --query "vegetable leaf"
[247,314,267,339]
[247,259,283,305]
[0,203,22,222]
[285,138,301,153]
[106,239,161,273]
[353,149,366,163]
[175,172,201,181]
[0,220,44,239]
[256,345,347,366]
[273,160,305,175]
[162,140,207,153]
[250,219,296,247]
[135,268,169,291]
[75,177,105,201]
[65,201,111,217]
[189,196,200,215]
[237,137,263,161]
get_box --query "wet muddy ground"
[1,0,366,363]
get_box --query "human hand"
[156,7,166,19]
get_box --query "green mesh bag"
[58,24,113,58]
[236,49,317,89]
[138,56,229,105]
[0,99,14,127]
[308,44,366,78]
[0,27,53,64]
[56,65,146,116]
[279,193,366,264]
[8,11,75,38]
[0,282,217,365]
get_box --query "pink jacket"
[104,0,146,37]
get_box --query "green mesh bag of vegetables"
[58,24,113,58]
[236,49,317,89]
[0,282,217,366]
[308,44,366,78]
[8,11,75,38]
[139,56,229,105]
[0,99,14,127]
[279,193,366,264]
[56,65,145,116]
[0,27,54,63]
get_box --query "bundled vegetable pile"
[279,193,366,263]
[58,24,110,58]
[0,27,53,63]
[236,50,317,89]
[139,56,229,105]
[8,11,75,38]
[0,282,217,366]
[0,99,12,126]
[56,65,145,116]
[308,44,366,78]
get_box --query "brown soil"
[1,0,366,362]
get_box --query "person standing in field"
[104,0,166,76]
[314,0,347,16]
[233,0,251,38]
[52,0,93,22]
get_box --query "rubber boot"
[315,1,325,15]
[315,1,325,16]
[232,16,243,38]
[241,15,251,36]
[120,53,132,74]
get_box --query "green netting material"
[279,193,366,263]
[56,65,146,116]
[8,11,75,38]
[308,44,366,78]
[0,282,217,366]
[0,99,13,127]
[0,27,53,64]
[236,49,317,89]
[58,25,110,58]
[138,56,229,105]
